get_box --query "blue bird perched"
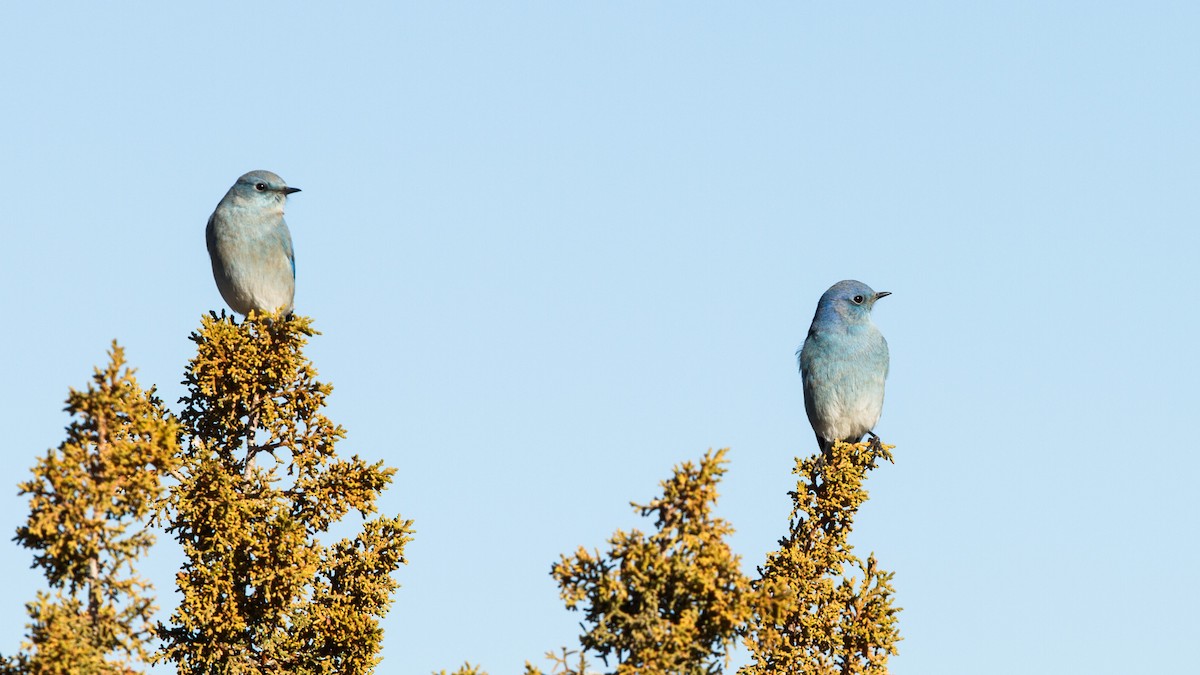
[797,280,891,454]
[205,170,300,316]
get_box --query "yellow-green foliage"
[523,647,595,675]
[156,312,413,674]
[445,647,595,675]
[436,663,491,675]
[551,449,751,675]
[740,441,901,675]
[454,441,900,675]
[4,343,179,674]
[11,314,900,675]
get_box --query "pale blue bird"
[798,280,891,454]
[205,170,300,316]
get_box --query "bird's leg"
[812,440,832,478]
[866,431,883,457]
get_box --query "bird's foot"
[864,431,894,464]
[866,431,882,454]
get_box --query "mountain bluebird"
[205,170,300,316]
[797,280,891,454]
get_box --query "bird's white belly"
[815,385,884,442]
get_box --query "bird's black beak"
[283,187,301,195]
[875,291,892,300]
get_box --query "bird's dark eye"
[852,295,865,304]
[254,183,267,191]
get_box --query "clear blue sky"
[2,3,1197,673]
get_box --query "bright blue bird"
[798,280,891,454]
[205,170,300,316]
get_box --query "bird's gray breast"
[206,207,295,314]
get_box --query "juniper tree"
[156,312,413,674]
[436,663,490,675]
[4,344,179,674]
[435,452,751,675]
[551,449,751,675]
[740,441,901,675]
[438,648,595,675]
[523,647,596,675]
[445,439,902,675]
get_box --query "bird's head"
[814,279,890,326]
[230,170,301,208]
